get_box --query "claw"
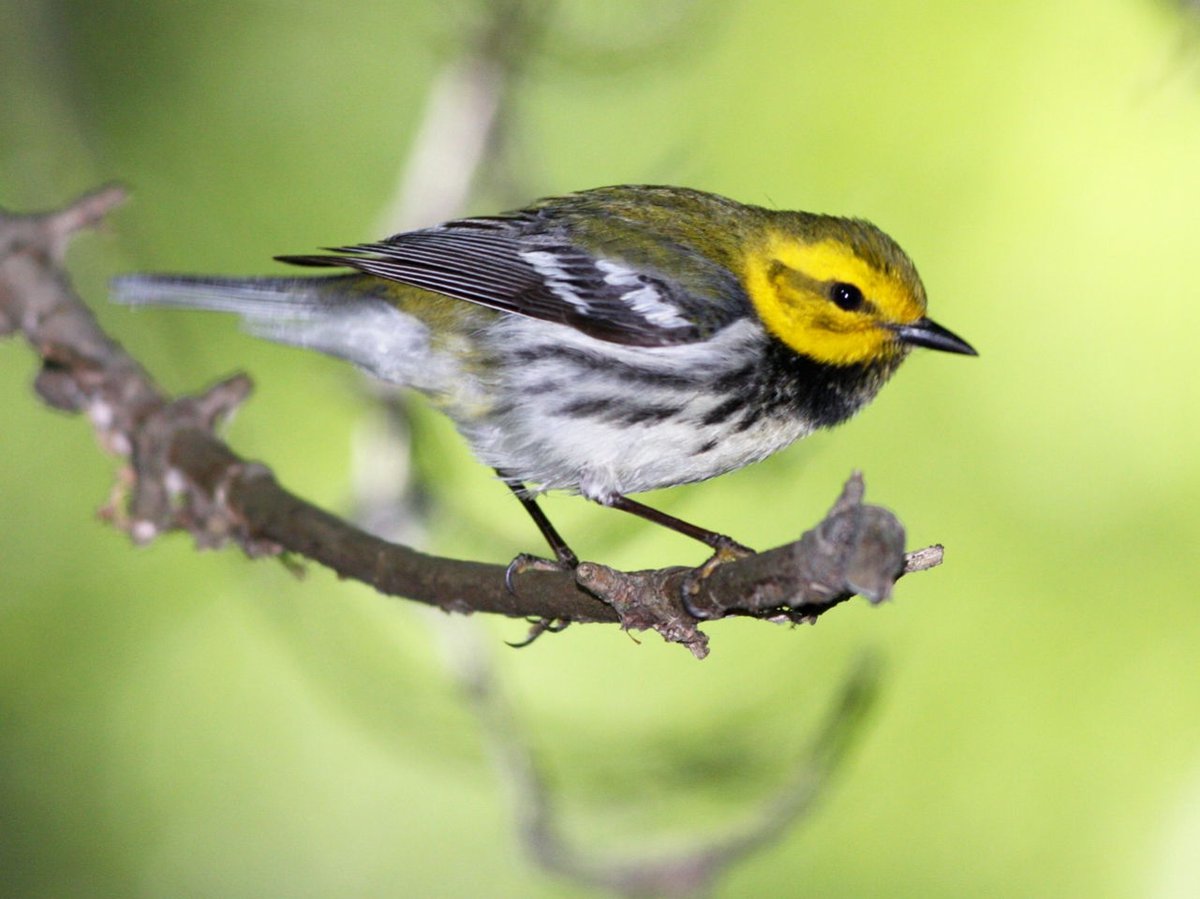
[505,616,571,648]
[682,537,756,618]
[706,535,755,566]
[503,552,576,595]
[502,550,578,647]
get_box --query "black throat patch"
[722,335,903,432]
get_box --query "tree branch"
[0,188,945,658]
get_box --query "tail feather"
[110,273,353,319]
[109,272,434,386]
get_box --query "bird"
[112,184,976,571]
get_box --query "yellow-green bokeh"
[3,1,1200,896]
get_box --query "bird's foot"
[503,550,578,595]
[503,550,579,647]
[505,615,572,648]
[683,536,756,618]
[700,535,755,573]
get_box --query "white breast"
[456,317,811,498]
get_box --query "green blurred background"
[3,1,1200,896]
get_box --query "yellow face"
[742,229,928,366]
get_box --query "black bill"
[894,317,977,356]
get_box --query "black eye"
[830,282,865,312]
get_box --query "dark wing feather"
[276,215,738,347]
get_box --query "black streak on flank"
[556,397,612,418]
[556,396,684,425]
[701,395,745,426]
[711,361,756,393]
[618,404,685,425]
[733,404,764,433]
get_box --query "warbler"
[112,185,976,568]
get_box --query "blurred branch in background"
[350,0,555,549]
[446,619,881,897]
[1143,0,1200,96]
[376,0,549,234]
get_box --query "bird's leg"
[602,493,755,562]
[499,474,580,568]
[603,493,756,619]
[498,471,579,598]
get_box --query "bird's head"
[742,215,976,366]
